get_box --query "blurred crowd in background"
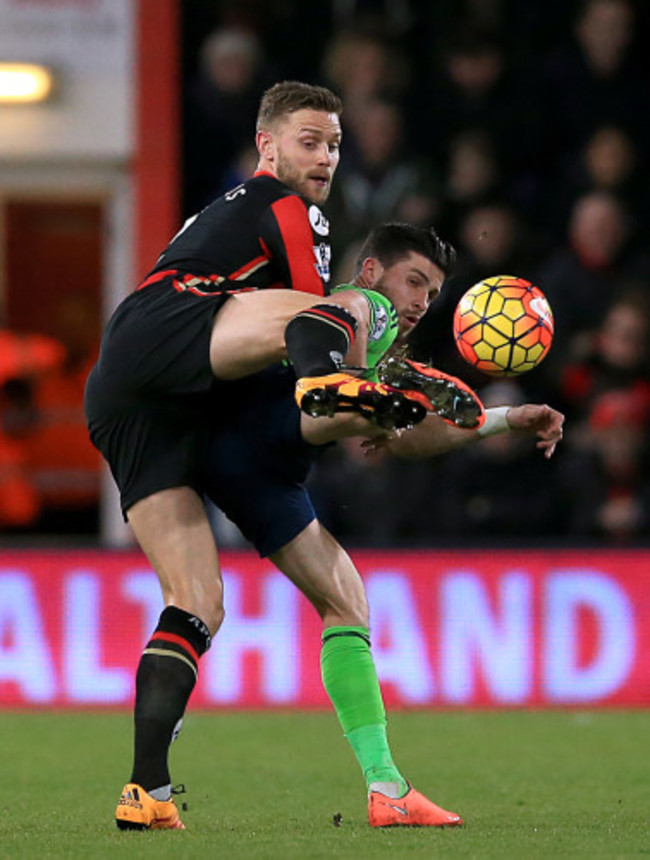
[2,0,650,547]
[184,0,650,547]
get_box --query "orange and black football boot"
[295,372,431,431]
[377,357,485,429]
[115,783,185,831]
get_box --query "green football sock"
[321,626,407,793]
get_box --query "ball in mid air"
[453,275,554,376]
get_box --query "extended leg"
[270,521,462,827]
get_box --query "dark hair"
[355,222,457,277]
[256,81,343,131]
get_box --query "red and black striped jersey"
[146,172,332,297]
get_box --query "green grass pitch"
[3,709,649,858]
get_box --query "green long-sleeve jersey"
[332,284,399,374]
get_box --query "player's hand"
[506,404,564,459]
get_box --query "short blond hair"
[256,81,342,131]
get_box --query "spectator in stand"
[582,126,650,231]
[320,27,409,117]
[543,124,650,244]
[555,291,650,425]
[551,292,650,542]
[424,30,543,200]
[440,129,503,236]
[427,31,508,151]
[455,202,532,284]
[536,191,650,366]
[542,0,649,166]
[556,387,650,540]
[327,98,441,258]
[183,27,272,213]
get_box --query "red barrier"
[1,548,648,708]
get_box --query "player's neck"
[255,156,277,178]
[353,272,372,290]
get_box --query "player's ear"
[360,256,382,287]
[256,129,275,163]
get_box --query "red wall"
[1,548,648,709]
[135,0,180,281]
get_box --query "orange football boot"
[115,783,185,831]
[368,785,463,828]
[377,356,485,429]
[295,372,431,430]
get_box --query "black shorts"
[84,280,229,515]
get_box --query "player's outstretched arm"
[503,403,565,459]
[369,403,564,460]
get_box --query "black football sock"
[130,606,211,792]
[285,304,357,377]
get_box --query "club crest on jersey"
[309,205,330,237]
[313,242,331,282]
[369,304,390,342]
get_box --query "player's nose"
[316,143,334,165]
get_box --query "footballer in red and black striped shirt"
[89,83,471,832]
[144,170,334,298]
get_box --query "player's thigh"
[209,289,370,380]
[127,487,225,634]
[269,519,369,627]
[210,291,318,379]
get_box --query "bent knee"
[199,588,225,637]
[168,583,225,637]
